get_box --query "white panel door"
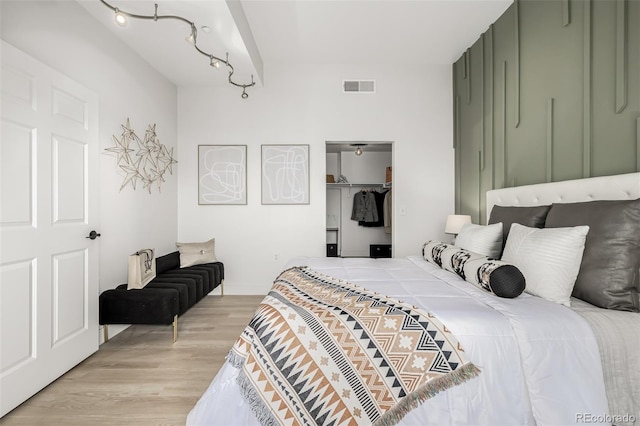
[0,41,99,417]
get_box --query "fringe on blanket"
[228,349,480,426]
[227,350,279,426]
[226,349,244,369]
[373,362,482,426]
[237,369,280,426]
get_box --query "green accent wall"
[453,0,640,224]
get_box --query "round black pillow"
[485,264,526,298]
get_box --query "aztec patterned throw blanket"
[227,267,480,426]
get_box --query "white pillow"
[454,222,503,258]
[176,238,217,268]
[501,223,589,306]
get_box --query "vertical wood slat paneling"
[615,0,628,113]
[453,63,458,149]
[637,117,640,171]
[563,0,571,26]
[455,95,460,150]
[480,35,485,171]
[453,58,461,213]
[583,0,592,177]
[514,0,521,128]
[459,53,466,213]
[455,94,461,212]
[463,52,468,79]
[454,0,639,221]
[547,98,554,182]
[502,61,508,188]
[478,36,485,224]
[487,25,495,189]
[465,50,471,105]
[478,150,482,224]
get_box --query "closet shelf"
[326,183,392,188]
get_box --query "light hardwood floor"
[0,295,264,426]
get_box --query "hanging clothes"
[359,190,388,227]
[351,190,378,223]
[383,189,392,234]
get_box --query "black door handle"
[86,230,101,240]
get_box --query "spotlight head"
[115,10,127,26]
[185,24,197,45]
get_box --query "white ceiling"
[242,0,512,65]
[80,0,512,88]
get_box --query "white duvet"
[187,256,610,426]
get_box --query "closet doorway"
[326,141,392,258]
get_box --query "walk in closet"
[326,142,392,258]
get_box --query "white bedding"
[187,256,610,425]
[571,298,640,425]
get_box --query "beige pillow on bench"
[176,238,217,268]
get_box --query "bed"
[187,172,640,426]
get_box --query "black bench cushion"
[156,251,224,294]
[186,265,219,293]
[100,287,178,325]
[161,270,206,300]
[156,251,181,275]
[145,282,190,315]
[212,261,224,281]
[149,277,198,308]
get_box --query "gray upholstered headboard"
[486,172,640,221]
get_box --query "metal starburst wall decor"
[105,118,177,193]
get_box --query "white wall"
[340,151,391,184]
[178,62,454,295]
[1,1,178,294]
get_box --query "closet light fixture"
[99,0,256,99]
[352,144,367,156]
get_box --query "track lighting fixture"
[99,0,256,99]
[185,24,197,46]
[114,9,127,26]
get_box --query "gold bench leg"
[103,325,109,343]
[172,315,178,343]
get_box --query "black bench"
[99,251,224,342]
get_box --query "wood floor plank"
[0,295,264,426]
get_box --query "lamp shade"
[445,214,472,234]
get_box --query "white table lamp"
[445,214,472,235]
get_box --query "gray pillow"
[544,199,640,312]
[488,205,552,249]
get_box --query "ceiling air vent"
[343,80,375,93]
